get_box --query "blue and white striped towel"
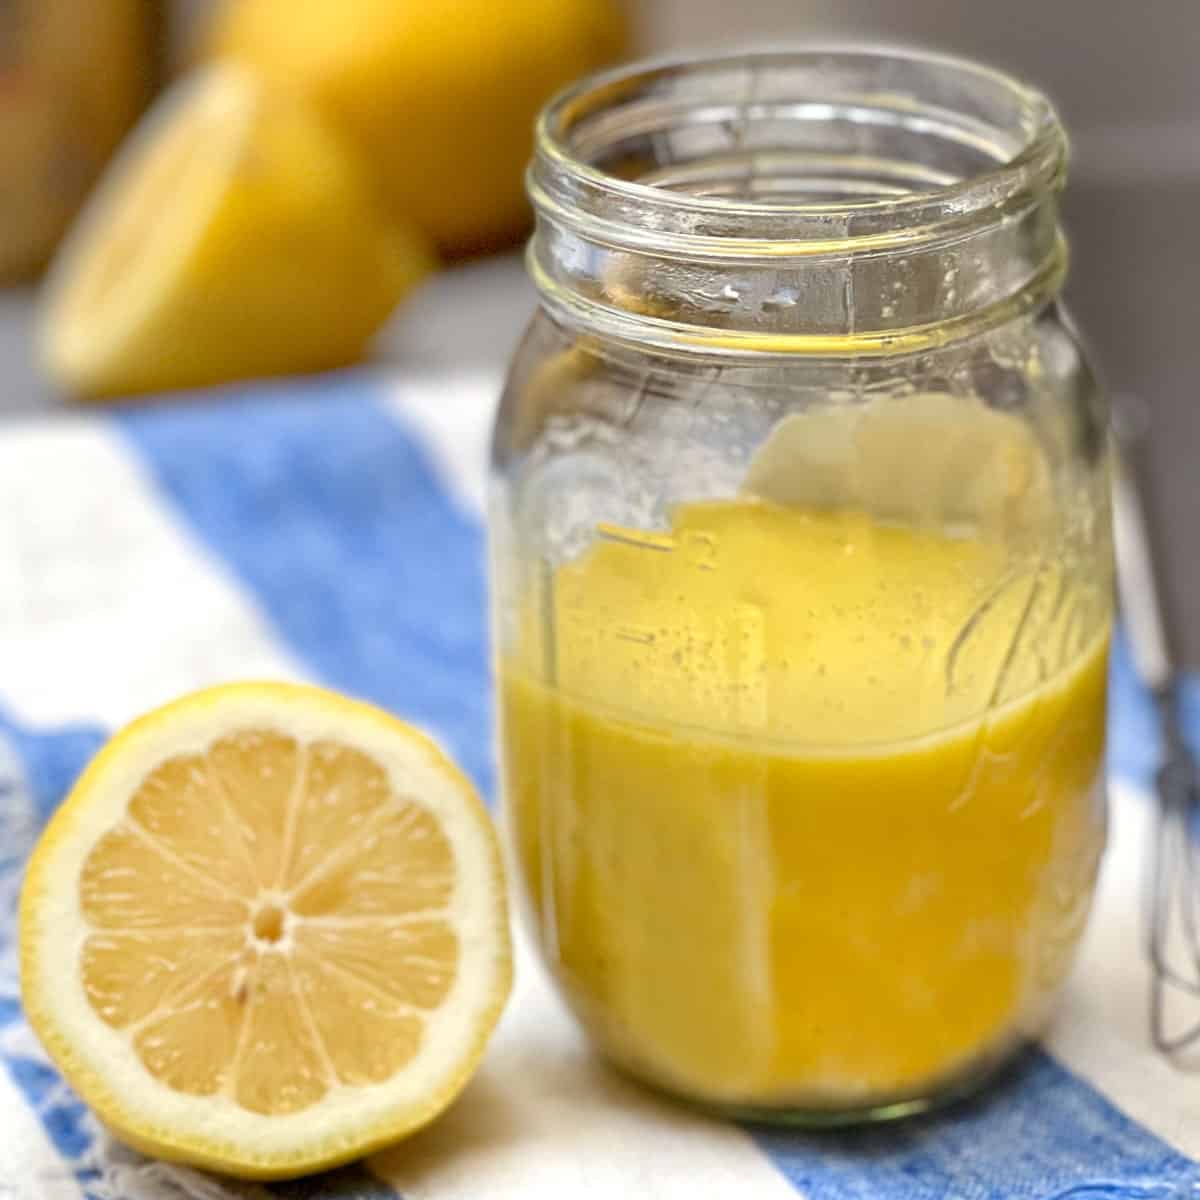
[1,370,1199,1200]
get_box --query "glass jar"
[490,48,1112,1124]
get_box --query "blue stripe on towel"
[1107,630,1200,783]
[0,717,105,1195]
[115,381,1198,1195]
[0,718,106,829]
[117,383,493,799]
[751,1050,1200,1198]
[5,1054,95,1161]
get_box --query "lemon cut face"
[20,684,511,1179]
[39,66,433,399]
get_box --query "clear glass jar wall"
[490,48,1113,1123]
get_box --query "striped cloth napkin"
[1,370,1198,1200]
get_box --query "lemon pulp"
[499,499,1109,1110]
[80,733,457,1111]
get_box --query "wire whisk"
[1145,705,1200,1055]
[1112,405,1200,1059]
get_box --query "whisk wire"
[1146,706,1200,1054]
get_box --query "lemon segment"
[39,66,434,400]
[20,683,511,1180]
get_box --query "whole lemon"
[208,0,627,256]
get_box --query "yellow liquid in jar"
[499,499,1109,1110]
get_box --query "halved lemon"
[19,683,511,1179]
[39,65,434,399]
[208,0,627,254]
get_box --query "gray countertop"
[0,290,46,415]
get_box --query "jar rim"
[527,45,1069,356]
[530,44,1067,256]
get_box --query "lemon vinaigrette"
[499,499,1108,1112]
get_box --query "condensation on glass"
[490,48,1113,1123]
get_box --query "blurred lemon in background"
[40,66,433,399]
[207,0,627,255]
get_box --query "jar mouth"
[531,45,1065,254]
[527,46,1068,355]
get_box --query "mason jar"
[490,47,1112,1123]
